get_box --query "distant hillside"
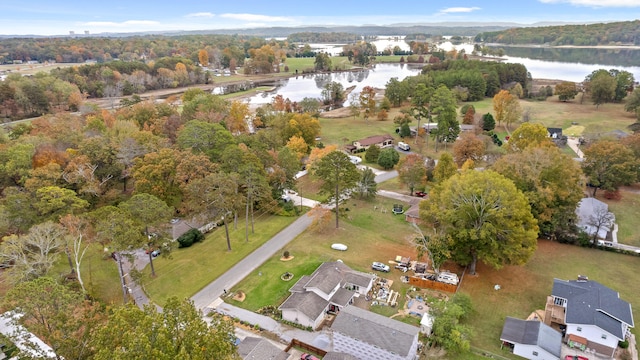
[0,24,516,40]
[476,20,640,46]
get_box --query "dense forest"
[0,34,286,64]
[476,20,640,46]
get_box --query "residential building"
[544,278,634,358]
[237,336,290,360]
[345,134,394,153]
[331,305,420,360]
[500,317,562,360]
[279,262,374,330]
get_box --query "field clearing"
[0,62,76,75]
[228,197,419,312]
[601,188,640,247]
[142,214,298,306]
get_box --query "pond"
[243,63,424,105]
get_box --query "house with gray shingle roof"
[544,278,634,358]
[331,305,420,360]
[237,336,290,360]
[279,262,374,330]
[500,317,561,360]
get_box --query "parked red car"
[565,355,589,360]
[301,354,320,360]
[414,191,427,197]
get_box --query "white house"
[544,278,634,358]
[279,262,374,330]
[331,305,420,360]
[500,317,562,360]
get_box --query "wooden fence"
[284,338,327,357]
[408,276,458,293]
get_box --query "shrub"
[283,250,290,258]
[177,228,204,248]
[619,340,629,349]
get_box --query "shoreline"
[485,43,640,50]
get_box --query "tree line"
[476,19,640,46]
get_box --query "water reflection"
[245,63,422,105]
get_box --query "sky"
[0,0,639,36]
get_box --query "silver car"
[372,262,390,272]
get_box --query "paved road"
[190,214,315,311]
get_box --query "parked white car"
[372,262,390,272]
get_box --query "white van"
[398,142,410,151]
[348,155,362,165]
[437,271,459,285]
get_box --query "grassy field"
[454,97,635,137]
[142,214,299,306]
[47,244,122,305]
[601,188,640,247]
[228,197,420,312]
[0,62,76,75]
[227,191,640,359]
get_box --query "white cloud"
[219,13,293,22]
[186,12,215,18]
[539,0,640,6]
[83,20,159,27]
[439,7,481,14]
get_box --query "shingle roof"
[356,134,393,147]
[330,288,355,307]
[500,317,562,358]
[552,279,634,339]
[238,337,289,360]
[331,305,419,357]
[323,352,359,360]
[304,262,347,294]
[279,292,327,322]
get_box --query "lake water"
[235,38,640,104]
[245,63,424,105]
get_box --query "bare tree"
[587,203,615,242]
[0,221,65,284]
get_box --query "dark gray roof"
[500,317,562,358]
[331,305,419,357]
[238,337,289,360]
[330,288,355,307]
[343,271,374,288]
[552,279,634,339]
[305,262,348,295]
[289,275,311,293]
[302,262,373,296]
[323,352,359,360]
[279,292,327,321]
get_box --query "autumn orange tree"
[397,153,426,195]
[198,49,209,67]
[452,133,486,167]
[227,100,250,134]
[492,90,522,130]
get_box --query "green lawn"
[318,116,399,148]
[48,244,122,305]
[601,189,640,247]
[228,197,418,312]
[142,214,299,306]
[219,86,272,100]
[282,56,354,74]
[227,192,640,359]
